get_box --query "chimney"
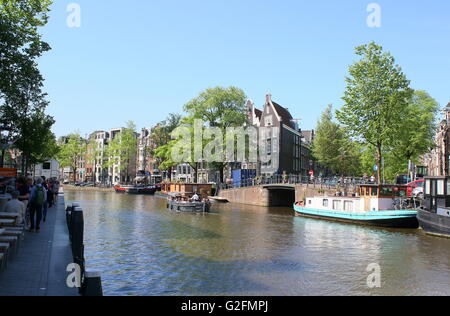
[266,94,272,104]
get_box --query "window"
[437,179,445,195]
[333,200,342,210]
[323,199,329,207]
[344,201,354,212]
[43,162,51,170]
[426,180,431,195]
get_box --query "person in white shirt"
[4,191,25,225]
[192,192,200,202]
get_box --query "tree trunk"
[219,165,224,184]
[376,144,382,185]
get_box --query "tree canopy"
[336,42,413,183]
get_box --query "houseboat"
[417,176,450,238]
[167,192,211,213]
[294,184,419,228]
[113,184,157,195]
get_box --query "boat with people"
[113,184,157,195]
[417,176,450,238]
[294,184,419,228]
[167,192,211,213]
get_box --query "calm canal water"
[65,190,450,296]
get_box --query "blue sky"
[40,0,450,137]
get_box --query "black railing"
[218,175,369,191]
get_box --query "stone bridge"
[219,184,336,207]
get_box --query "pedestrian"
[47,179,54,208]
[4,191,25,226]
[41,177,49,222]
[53,180,60,202]
[29,177,47,233]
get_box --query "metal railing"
[218,175,369,191]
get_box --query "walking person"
[47,179,54,208]
[29,177,47,233]
[53,180,60,202]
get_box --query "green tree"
[394,90,439,166]
[150,114,182,180]
[183,86,247,182]
[1,0,53,134]
[336,42,413,184]
[13,110,58,173]
[105,121,138,183]
[1,0,55,173]
[57,133,87,182]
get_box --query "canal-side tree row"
[154,86,248,183]
[0,0,58,172]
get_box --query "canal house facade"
[257,94,314,177]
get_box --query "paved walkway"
[0,193,78,296]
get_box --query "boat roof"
[168,192,194,196]
[359,184,409,188]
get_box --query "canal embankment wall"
[219,185,336,207]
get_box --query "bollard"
[70,206,85,293]
[81,271,103,296]
[65,203,73,238]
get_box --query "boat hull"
[167,200,210,213]
[114,186,156,195]
[294,205,419,228]
[417,209,450,238]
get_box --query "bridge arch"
[263,185,296,207]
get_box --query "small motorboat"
[294,184,419,228]
[114,184,157,195]
[167,192,211,213]
[417,176,450,238]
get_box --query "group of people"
[4,176,60,233]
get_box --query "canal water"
[65,190,450,296]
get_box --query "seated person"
[4,190,25,225]
[192,192,200,202]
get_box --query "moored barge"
[417,176,450,238]
[294,184,419,228]
[114,184,157,195]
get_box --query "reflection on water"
[65,190,450,296]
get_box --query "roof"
[272,101,296,129]
[254,108,262,120]
[302,130,315,143]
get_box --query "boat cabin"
[423,176,450,214]
[304,184,410,213]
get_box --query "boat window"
[344,201,354,212]
[323,199,329,207]
[426,180,431,195]
[447,181,450,196]
[365,187,370,196]
[308,199,312,205]
[371,187,378,196]
[380,186,394,197]
[437,180,445,195]
[333,200,342,210]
